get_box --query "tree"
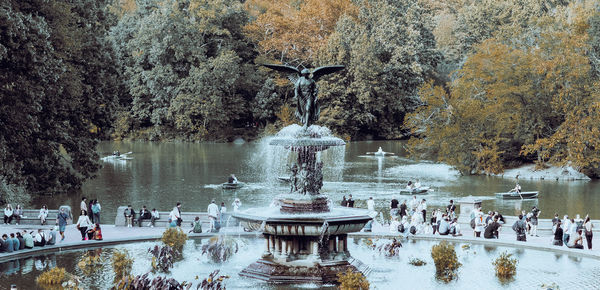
[318,0,442,139]
[0,0,120,196]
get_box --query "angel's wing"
[262,64,300,75]
[311,65,345,82]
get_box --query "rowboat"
[495,191,539,199]
[399,187,430,195]
[366,151,395,156]
[222,182,245,189]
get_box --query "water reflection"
[27,141,600,221]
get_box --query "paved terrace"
[1,220,599,264]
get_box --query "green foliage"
[109,0,260,140]
[408,257,427,266]
[492,252,518,280]
[431,241,462,282]
[161,227,188,254]
[111,250,134,284]
[318,0,442,139]
[0,0,120,196]
[337,269,370,290]
[36,267,67,285]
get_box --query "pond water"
[1,237,599,289]
[32,140,600,220]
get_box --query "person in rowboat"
[509,182,521,194]
[228,174,238,184]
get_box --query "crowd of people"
[0,228,58,253]
[550,214,594,250]
[383,197,462,237]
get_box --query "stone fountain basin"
[232,206,372,236]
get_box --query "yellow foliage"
[492,252,518,280]
[337,269,369,290]
[275,104,296,127]
[111,250,134,284]
[431,241,462,282]
[78,251,105,275]
[36,267,66,285]
[161,227,188,254]
[244,0,358,66]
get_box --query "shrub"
[337,269,369,290]
[492,252,517,280]
[36,267,67,285]
[149,245,177,273]
[161,227,188,255]
[112,250,134,284]
[431,241,462,282]
[36,267,80,289]
[201,236,240,263]
[408,258,427,266]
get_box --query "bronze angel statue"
[262,64,344,130]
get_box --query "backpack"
[470,218,476,229]
[409,226,416,235]
[398,223,405,233]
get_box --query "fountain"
[232,64,372,284]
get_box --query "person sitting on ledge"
[46,227,57,246]
[484,216,501,239]
[190,217,203,233]
[137,205,151,227]
[1,234,13,253]
[33,229,46,247]
[567,229,585,249]
[553,221,564,246]
[150,208,160,227]
[10,233,19,251]
[87,224,103,240]
[438,216,450,235]
[16,232,25,250]
[22,230,34,249]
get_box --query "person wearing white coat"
[76,210,93,240]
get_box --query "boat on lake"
[366,147,395,156]
[495,191,539,199]
[278,176,291,183]
[101,151,133,161]
[222,182,245,189]
[399,187,430,195]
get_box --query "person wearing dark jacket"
[512,214,527,241]
[484,217,501,239]
[16,232,25,250]
[137,206,151,227]
[553,221,564,246]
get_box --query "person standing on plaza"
[562,215,571,244]
[232,198,242,212]
[484,216,501,239]
[174,202,183,226]
[56,207,70,242]
[446,200,456,214]
[76,210,92,240]
[220,202,227,224]
[367,197,375,212]
[207,200,220,232]
[530,206,540,237]
[410,195,419,215]
[124,205,134,227]
[347,194,355,208]
[390,197,399,218]
[341,196,348,207]
[80,197,87,213]
[92,200,101,224]
[399,200,407,219]
[584,216,593,250]
[474,212,485,238]
[420,199,427,223]
[88,199,94,221]
[512,214,527,241]
[553,221,564,246]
